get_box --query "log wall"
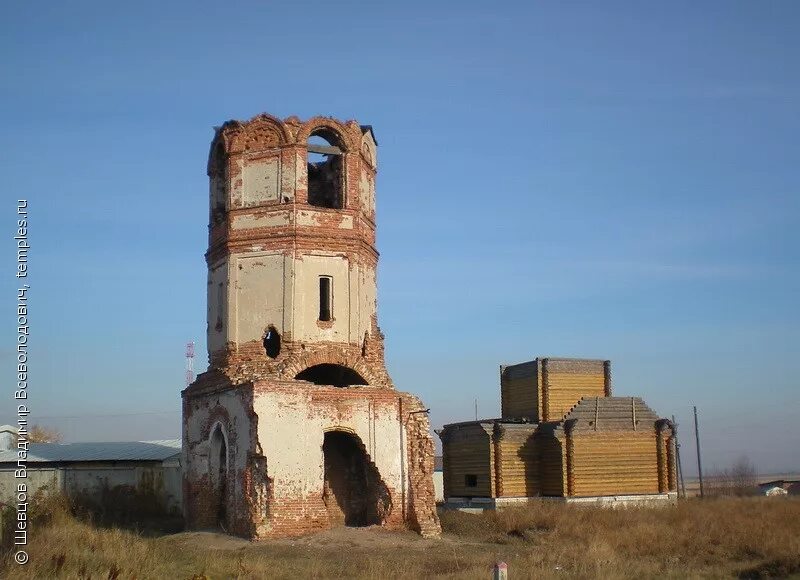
[538,431,567,496]
[567,430,660,496]
[441,424,494,498]
[656,423,678,493]
[500,360,540,420]
[494,424,539,497]
[542,359,610,421]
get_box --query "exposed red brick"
[183,113,440,540]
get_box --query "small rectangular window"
[465,474,477,488]
[319,276,332,321]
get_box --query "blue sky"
[1,1,798,474]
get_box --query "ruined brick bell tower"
[182,113,441,538]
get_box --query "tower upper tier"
[206,113,378,266]
[203,113,390,388]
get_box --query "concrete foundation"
[442,492,679,512]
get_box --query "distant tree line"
[706,455,759,497]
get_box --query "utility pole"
[672,414,686,498]
[693,406,704,498]
[474,398,478,421]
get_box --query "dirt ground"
[160,524,484,555]
[3,497,800,579]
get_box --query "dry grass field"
[2,496,799,579]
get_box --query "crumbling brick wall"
[183,377,442,539]
[182,113,440,540]
[402,393,442,538]
[182,384,255,536]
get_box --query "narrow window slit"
[319,276,332,321]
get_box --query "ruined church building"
[182,113,440,538]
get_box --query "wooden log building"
[437,358,677,504]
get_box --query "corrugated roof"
[0,439,181,464]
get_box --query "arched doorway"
[208,424,228,527]
[322,431,391,527]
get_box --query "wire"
[3,411,180,420]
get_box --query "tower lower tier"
[182,376,441,538]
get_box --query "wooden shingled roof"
[561,396,660,432]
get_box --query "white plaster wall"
[0,465,181,513]
[0,467,61,500]
[231,211,291,230]
[346,263,377,344]
[279,150,298,203]
[241,155,281,207]
[292,150,305,201]
[433,471,444,503]
[232,252,287,343]
[348,265,359,343]
[161,459,183,512]
[183,389,252,515]
[64,465,138,493]
[359,131,377,217]
[358,265,377,339]
[223,252,377,347]
[296,210,354,229]
[254,387,407,519]
[65,464,182,513]
[293,254,351,343]
[361,132,377,168]
[207,259,230,354]
[359,169,375,217]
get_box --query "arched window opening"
[322,431,391,527]
[307,130,344,209]
[210,141,227,225]
[208,424,228,527]
[295,364,367,387]
[263,325,281,359]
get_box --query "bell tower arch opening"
[209,141,227,225]
[322,430,391,527]
[307,129,344,209]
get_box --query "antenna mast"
[185,341,195,388]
